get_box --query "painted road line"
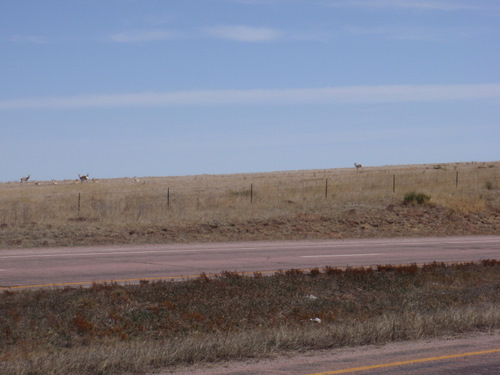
[0,243,332,258]
[0,262,484,290]
[301,253,383,258]
[308,348,500,375]
[0,265,374,290]
[2,237,498,259]
[0,269,285,290]
[0,247,250,259]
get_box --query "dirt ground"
[1,202,499,249]
[150,331,500,375]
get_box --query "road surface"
[166,332,500,374]
[1,236,499,374]
[1,235,499,289]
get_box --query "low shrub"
[403,191,431,205]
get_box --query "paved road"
[1,235,499,289]
[168,333,500,375]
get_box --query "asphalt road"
[1,235,499,289]
[168,333,500,375]
[1,236,499,374]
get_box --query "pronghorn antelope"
[34,181,41,186]
[354,162,363,170]
[20,175,30,183]
[52,179,58,185]
[134,177,140,182]
[78,173,89,182]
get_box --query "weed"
[229,189,252,197]
[309,268,321,277]
[403,191,431,205]
[1,262,498,375]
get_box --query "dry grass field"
[1,161,499,248]
[1,162,499,375]
[1,261,499,375]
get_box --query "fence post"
[78,193,81,213]
[250,183,253,203]
[456,171,459,188]
[167,187,170,208]
[393,175,396,193]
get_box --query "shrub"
[403,191,431,205]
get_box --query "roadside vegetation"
[1,260,499,375]
[0,161,499,248]
[403,191,431,206]
[1,162,499,374]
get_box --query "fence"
[0,164,498,225]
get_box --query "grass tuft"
[403,191,431,205]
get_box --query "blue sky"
[1,0,499,182]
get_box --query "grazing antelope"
[34,181,41,186]
[78,173,89,182]
[52,179,58,185]
[354,163,363,171]
[20,175,30,183]
[134,177,140,182]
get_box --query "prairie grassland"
[1,161,499,248]
[1,261,499,375]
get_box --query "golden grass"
[0,161,499,248]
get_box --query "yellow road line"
[0,262,461,290]
[0,269,282,290]
[0,274,211,290]
[308,348,500,375]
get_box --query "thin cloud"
[324,0,493,11]
[206,25,282,42]
[344,25,471,42]
[109,30,179,43]
[1,84,499,110]
[4,35,49,44]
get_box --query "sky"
[1,0,499,182]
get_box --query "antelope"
[34,181,41,186]
[92,178,99,183]
[354,163,363,171]
[20,175,30,183]
[78,173,89,182]
[52,179,58,185]
[134,177,140,182]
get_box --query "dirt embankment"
[1,203,499,249]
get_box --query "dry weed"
[1,261,499,375]
[0,161,499,248]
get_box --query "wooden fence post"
[78,193,81,213]
[393,175,396,193]
[250,184,253,203]
[167,187,170,208]
[456,171,459,188]
[325,179,328,199]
